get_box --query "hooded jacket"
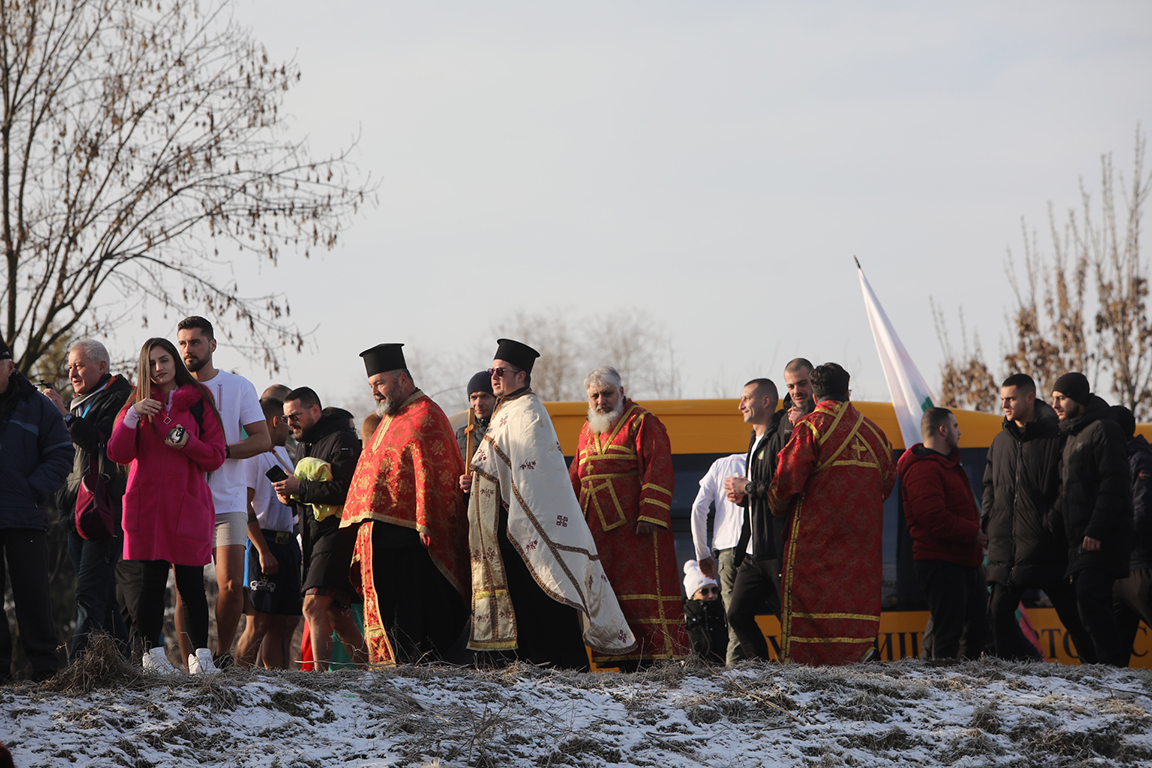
[107,383,226,566]
[1125,434,1152,570]
[897,444,983,567]
[55,373,134,524]
[0,370,74,529]
[293,408,361,540]
[981,400,1067,585]
[1057,394,1133,577]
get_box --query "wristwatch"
[744,481,754,496]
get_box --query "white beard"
[375,398,396,417]
[587,400,624,434]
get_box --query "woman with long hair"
[107,337,226,673]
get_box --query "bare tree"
[492,308,585,401]
[937,127,1152,418]
[0,0,372,374]
[933,302,998,412]
[490,308,681,402]
[582,308,681,400]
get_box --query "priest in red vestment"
[340,343,470,665]
[767,363,896,666]
[570,367,689,668]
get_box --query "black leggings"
[121,560,209,653]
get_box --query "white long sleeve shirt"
[690,453,748,560]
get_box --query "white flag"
[857,260,936,450]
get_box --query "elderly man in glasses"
[339,343,470,665]
[461,339,636,669]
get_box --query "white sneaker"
[188,648,220,675]
[142,647,179,675]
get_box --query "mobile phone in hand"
[265,466,289,483]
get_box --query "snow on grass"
[2,658,1150,767]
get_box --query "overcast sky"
[180,1,1152,415]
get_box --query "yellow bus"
[541,398,1151,667]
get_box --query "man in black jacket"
[982,373,1093,661]
[1052,372,1133,667]
[1109,405,1152,665]
[722,377,783,660]
[44,339,133,660]
[274,387,366,670]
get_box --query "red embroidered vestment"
[570,401,688,662]
[341,390,468,663]
[767,400,896,666]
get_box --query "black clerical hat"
[493,338,540,374]
[360,343,406,377]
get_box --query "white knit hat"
[683,559,719,599]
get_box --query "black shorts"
[301,524,358,598]
[246,531,304,616]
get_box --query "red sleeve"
[634,413,674,529]
[901,461,980,544]
[182,406,226,473]
[768,420,820,515]
[569,428,586,499]
[106,407,139,465]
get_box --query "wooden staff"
[465,406,476,464]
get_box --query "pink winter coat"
[107,384,226,566]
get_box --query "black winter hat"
[1052,372,1090,405]
[0,338,10,360]
[467,370,494,397]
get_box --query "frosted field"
[3,651,1152,767]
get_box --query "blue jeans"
[67,527,129,659]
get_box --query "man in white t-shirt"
[690,452,748,665]
[236,396,302,668]
[177,316,270,668]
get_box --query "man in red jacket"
[897,407,988,660]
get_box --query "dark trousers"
[370,527,469,664]
[1074,567,1126,667]
[914,559,987,660]
[473,506,588,671]
[1113,567,1152,666]
[988,579,1094,663]
[67,528,129,659]
[0,529,60,680]
[118,559,208,657]
[726,557,781,661]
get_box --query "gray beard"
[587,401,624,434]
[374,398,396,417]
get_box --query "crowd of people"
[1,322,1150,680]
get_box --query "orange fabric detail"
[353,520,397,665]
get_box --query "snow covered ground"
[3,655,1151,767]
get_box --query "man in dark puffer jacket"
[1052,372,1133,667]
[1109,405,1152,666]
[898,407,987,660]
[982,373,1094,662]
[0,339,74,680]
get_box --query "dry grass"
[12,655,1152,767]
